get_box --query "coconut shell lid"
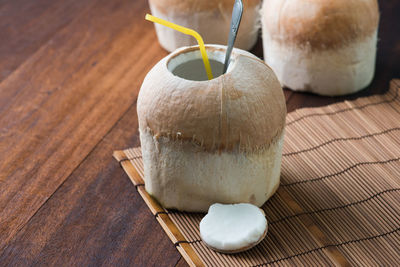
[137,46,286,153]
[263,0,379,50]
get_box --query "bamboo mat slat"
[113,80,400,266]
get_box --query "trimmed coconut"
[148,0,262,52]
[261,0,380,96]
[137,44,286,212]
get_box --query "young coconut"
[148,0,262,52]
[261,0,380,96]
[137,44,286,212]
[200,203,268,253]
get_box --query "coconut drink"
[137,45,286,212]
[261,0,380,96]
[148,0,262,52]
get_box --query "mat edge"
[113,150,205,267]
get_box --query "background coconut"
[149,0,262,52]
[262,0,380,96]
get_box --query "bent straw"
[145,14,213,80]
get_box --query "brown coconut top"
[137,46,286,153]
[262,0,379,50]
[149,0,261,14]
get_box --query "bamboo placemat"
[113,80,400,266]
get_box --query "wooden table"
[0,0,399,266]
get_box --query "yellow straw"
[145,14,213,80]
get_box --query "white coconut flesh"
[200,203,268,253]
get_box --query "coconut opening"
[167,48,235,81]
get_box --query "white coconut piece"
[261,0,380,96]
[200,203,268,253]
[137,44,286,212]
[148,0,262,52]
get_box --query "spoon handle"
[223,0,243,74]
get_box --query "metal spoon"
[223,0,243,74]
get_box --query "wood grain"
[0,0,398,266]
[0,0,97,82]
[0,104,181,266]
[0,0,166,251]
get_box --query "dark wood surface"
[0,0,398,266]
